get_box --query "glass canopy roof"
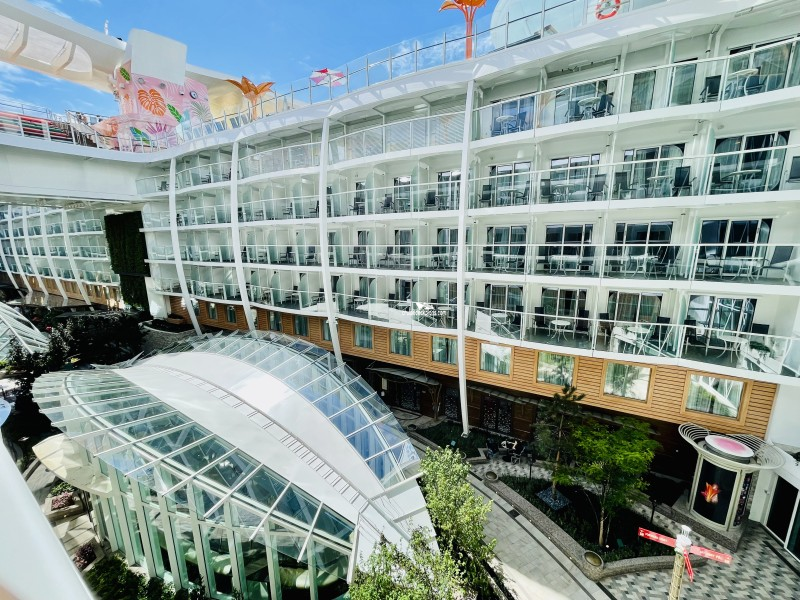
[0,301,49,358]
[154,331,420,488]
[34,368,356,558]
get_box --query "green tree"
[535,384,587,499]
[349,529,463,600]
[573,417,658,546]
[84,553,146,600]
[420,447,495,595]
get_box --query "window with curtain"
[537,352,574,386]
[729,41,791,92]
[207,303,217,320]
[607,291,662,323]
[393,176,411,201]
[293,315,308,337]
[543,223,594,259]
[630,70,656,112]
[687,296,757,333]
[226,305,236,324]
[669,61,697,106]
[390,330,411,356]
[487,225,527,258]
[268,311,282,331]
[396,279,416,302]
[613,221,673,258]
[712,132,788,193]
[354,324,373,349]
[686,374,744,418]
[540,288,586,317]
[437,281,458,305]
[437,170,461,203]
[480,343,511,375]
[484,285,523,313]
[432,336,457,364]
[622,145,684,189]
[603,362,651,400]
[698,218,772,259]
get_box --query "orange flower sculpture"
[439,0,487,59]
[226,76,275,119]
[701,482,720,504]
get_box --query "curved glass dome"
[32,331,431,598]
[0,301,49,358]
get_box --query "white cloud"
[81,0,102,5]
[29,0,72,20]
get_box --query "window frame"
[293,315,309,337]
[431,336,457,365]
[226,305,237,324]
[207,303,217,320]
[389,330,412,356]
[682,372,748,421]
[601,360,654,403]
[479,343,512,375]
[536,351,575,387]
[354,324,373,350]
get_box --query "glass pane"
[274,485,320,525]
[313,543,350,600]
[235,532,271,600]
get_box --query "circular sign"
[705,434,754,462]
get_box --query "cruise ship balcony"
[239,194,321,222]
[466,306,800,380]
[242,244,322,267]
[328,181,460,217]
[239,142,321,179]
[329,244,459,272]
[473,36,800,141]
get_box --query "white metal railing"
[238,143,321,178]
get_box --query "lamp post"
[439,0,487,60]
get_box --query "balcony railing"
[468,145,800,209]
[328,112,464,164]
[249,286,326,310]
[328,244,459,271]
[464,243,799,285]
[335,293,458,330]
[180,245,236,263]
[239,143,321,179]
[175,161,233,189]
[465,306,799,378]
[186,280,241,301]
[328,182,460,217]
[242,245,321,267]
[239,195,321,222]
[71,246,108,259]
[142,211,171,228]
[136,174,171,195]
[176,206,231,226]
[474,36,800,140]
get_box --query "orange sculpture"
[439,0,487,59]
[226,76,275,118]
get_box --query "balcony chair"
[479,185,494,207]
[351,196,365,215]
[654,246,678,279]
[566,100,583,122]
[588,174,607,201]
[380,194,394,213]
[309,201,319,217]
[280,248,295,264]
[491,120,503,137]
[283,203,294,218]
[760,245,794,280]
[743,69,765,96]
[613,171,636,199]
[787,156,800,183]
[699,75,722,102]
[304,247,317,265]
[650,316,672,347]
[482,246,494,270]
[710,168,734,195]
[592,93,615,118]
[533,306,547,332]
[671,166,696,196]
[575,309,590,337]
[508,111,527,133]
[513,185,530,205]
[388,293,397,308]
[424,190,438,210]
[540,178,553,203]
[598,312,613,341]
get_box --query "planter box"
[72,539,105,572]
[44,494,84,522]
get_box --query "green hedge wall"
[104,212,150,309]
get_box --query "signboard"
[638,528,676,547]
[689,545,733,565]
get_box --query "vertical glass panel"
[603,362,651,401]
[235,531,271,600]
[274,535,311,599]
[123,494,146,566]
[201,525,233,597]
[313,543,350,600]
[237,468,287,511]
[631,71,656,112]
[274,485,320,526]
[670,63,696,106]
[146,507,171,577]
[314,508,355,542]
[685,374,743,418]
[171,517,200,588]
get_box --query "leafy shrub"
[84,553,145,600]
[145,577,176,600]
[50,480,77,496]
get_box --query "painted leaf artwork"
[137,89,167,116]
[119,66,131,82]
[190,100,212,122]
[167,104,183,122]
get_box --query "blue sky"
[1,0,500,116]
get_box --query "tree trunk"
[598,508,606,547]
[551,413,565,497]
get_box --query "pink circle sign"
[706,435,754,459]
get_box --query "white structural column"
[39,211,69,302]
[167,158,202,334]
[8,211,34,296]
[20,211,46,295]
[455,80,475,436]
[318,116,344,363]
[229,141,255,331]
[60,209,92,306]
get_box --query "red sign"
[638,528,676,547]
[689,545,733,565]
[684,552,695,582]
